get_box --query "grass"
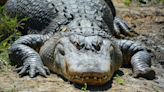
[124,0,164,6]
[160,0,164,3]
[113,74,125,85]
[81,83,88,92]
[124,0,132,6]
[0,5,28,69]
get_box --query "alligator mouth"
[66,72,112,85]
[64,61,113,85]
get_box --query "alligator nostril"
[73,42,80,50]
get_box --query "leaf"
[114,74,125,85]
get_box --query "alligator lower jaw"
[71,78,109,85]
[66,74,111,85]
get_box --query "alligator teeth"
[94,77,97,80]
[72,75,108,81]
[99,78,102,81]
[75,75,79,79]
[81,78,84,81]
[104,76,108,79]
[85,77,89,80]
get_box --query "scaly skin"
[6,0,155,85]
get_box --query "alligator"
[5,0,155,85]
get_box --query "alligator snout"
[64,53,114,85]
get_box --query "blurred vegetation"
[124,0,164,6]
[114,74,125,85]
[81,83,89,92]
[124,0,132,6]
[0,5,28,66]
[160,0,164,3]
[0,0,7,6]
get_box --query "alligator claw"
[29,65,36,78]
[14,66,23,72]
[18,65,29,76]
[15,63,50,78]
[37,67,47,77]
[114,17,138,37]
[43,66,51,75]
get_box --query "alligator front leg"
[116,40,155,79]
[114,17,137,37]
[105,0,137,37]
[9,34,50,77]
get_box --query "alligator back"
[5,0,114,35]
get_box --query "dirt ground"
[0,0,164,92]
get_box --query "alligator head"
[40,31,122,85]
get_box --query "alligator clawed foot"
[133,68,155,80]
[14,64,50,78]
[114,17,138,38]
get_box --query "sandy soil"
[0,0,164,92]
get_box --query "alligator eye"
[73,42,85,50]
[80,43,85,49]
[73,42,81,50]
[92,43,101,51]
